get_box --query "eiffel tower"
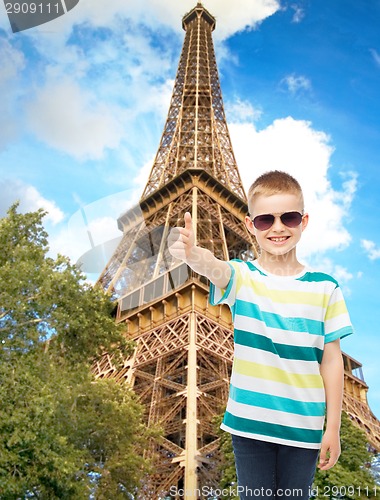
[93,3,380,497]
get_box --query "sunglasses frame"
[251,211,304,231]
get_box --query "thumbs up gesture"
[168,212,195,262]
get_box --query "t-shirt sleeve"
[324,285,354,343]
[209,260,242,308]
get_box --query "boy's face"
[245,193,308,258]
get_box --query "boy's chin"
[261,247,297,259]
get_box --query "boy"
[167,170,353,499]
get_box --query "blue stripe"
[223,412,323,444]
[235,329,324,363]
[325,325,354,344]
[235,299,324,336]
[229,385,325,417]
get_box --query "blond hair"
[247,170,304,214]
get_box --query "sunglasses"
[252,211,303,231]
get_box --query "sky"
[1,0,380,418]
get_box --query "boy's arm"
[318,339,344,470]
[167,212,231,289]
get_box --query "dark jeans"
[232,434,319,500]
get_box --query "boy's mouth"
[268,236,290,242]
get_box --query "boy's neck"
[256,252,305,276]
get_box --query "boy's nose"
[271,216,286,230]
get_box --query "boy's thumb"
[184,212,192,230]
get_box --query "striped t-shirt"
[209,259,353,449]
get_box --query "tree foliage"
[0,205,150,499]
[217,418,239,499]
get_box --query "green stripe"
[235,329,324,363]
[297,271,338,286]
[223,411,323,444]
[235,299,324,336]
[244,260,266,276]
[229,385,325,417]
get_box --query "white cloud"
[0,179,64,224]
[370,48,380,67]
[50,214,122,266]
[122,31,173,80]
[48,185,144,264]
[229,115,357,260]
[0,39,24,90]
[3,0,281,159]
[281,74,311,94]
[54,0,281,41]
[26,77,124,160]
[333,265,354,284]
[226,98,263,123]
[132,156,157,193]
[290,4,305,23]
[0,39,25,148]
[361,239,380,260]
[0,3,10,30]
[47,155,160,268]
[201,0,281,40]
[16,15,176,160]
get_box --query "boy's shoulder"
[297,268,339,286]
[229,258,266,276]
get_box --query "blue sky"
[1,0,379,418]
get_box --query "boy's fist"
[168,212,195,262]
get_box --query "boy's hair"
[247,170,304,213]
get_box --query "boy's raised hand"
[168,212,195,262]
[167,211,231,288]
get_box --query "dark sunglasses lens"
[253,214,275,230]
[281,212,302,227]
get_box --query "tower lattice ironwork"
[94,3,380,498]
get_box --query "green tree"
[217,412,376,500]
[0,205,150,499]
[213,414,238,499]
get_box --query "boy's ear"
[245,215,255,234]
[302,213,309,231]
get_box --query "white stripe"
[226,399,324,430]
[230,373,326,403]
[325,314,351,333]
[234,315,324,348]
[238,265,336,293]
[327,288,345,305]
[239,278,327,299]
[234,344,322,375]
[220,425,322,450]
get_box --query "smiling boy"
[167,170,353,499]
